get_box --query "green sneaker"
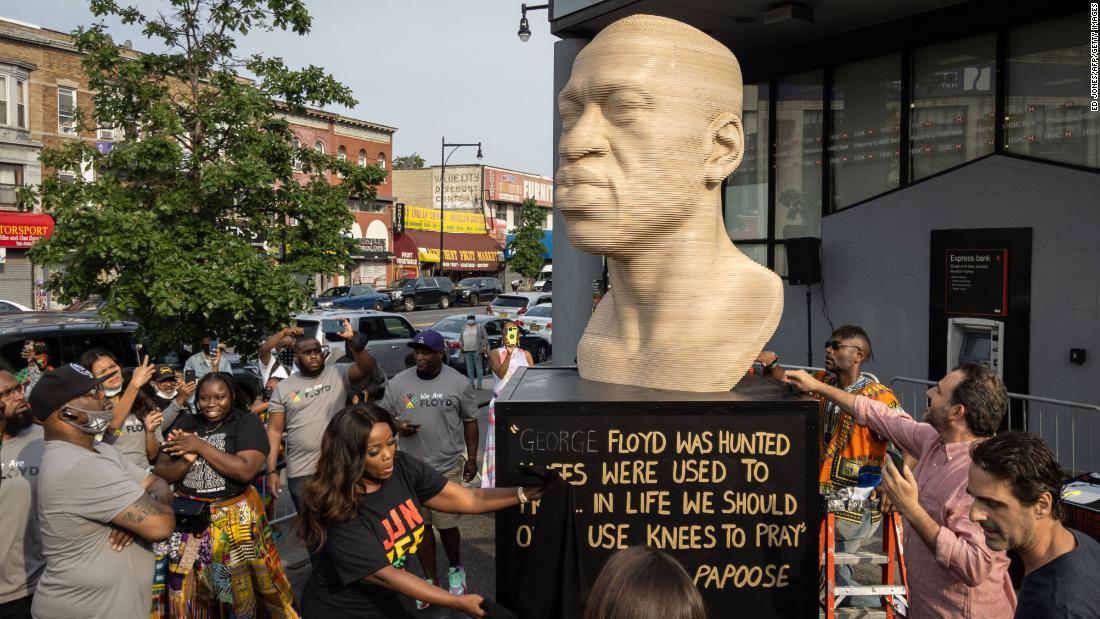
[448,565,467,595]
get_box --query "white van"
[533,264,552,291]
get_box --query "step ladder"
[819,510,909,618]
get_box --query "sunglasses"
[825,339,864,354]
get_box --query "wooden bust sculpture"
[556,14,783,392]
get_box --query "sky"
[2,0,556,176]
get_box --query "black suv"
[381,277,455,311]
[454,277,502,306]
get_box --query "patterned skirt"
[166,486,298,618]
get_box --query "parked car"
[379,277,455,312]
[293,309,417,377]
[515,303,552,345]
[312,285,393,311]
[454,277,503,306]
[430,314,552,373]
[487,292,553,319]
[0,299,32,312]
[0,313,263,401]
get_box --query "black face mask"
[4,407,33,436]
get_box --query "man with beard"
[786,364,1016,618]
[29,364,175,619]
[264,320,378,510]
[0,370,41,618]
[968,432,1100,618]
[761,325,901,607]
[378,330,479,606]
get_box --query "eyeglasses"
[0,383,24,399]
[825,340,864,354]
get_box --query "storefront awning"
[0,212,53,248]
[402,229,502,271]
[392,233,420,268]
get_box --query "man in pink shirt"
[786,363,1016,618]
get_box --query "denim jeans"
[463,351,483,388]
[834,511,882,608]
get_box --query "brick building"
[0,17,101,306]
[282,107,397,289]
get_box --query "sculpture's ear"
[704,114,744,185]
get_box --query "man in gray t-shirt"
[378,330,479,597]
[0,369,44,615]
[27,364,175,619]
[265,323,380,510]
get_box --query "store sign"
[394,202,405,234]
[485,167,553,207]
[432,165,483,211]
[405,206,487,234]
[945,248,1008,316]
[0,213,54,248]
[357,238,387,252]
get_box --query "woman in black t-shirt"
[298,404,545,618]
[153,372,299,617]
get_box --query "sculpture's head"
[556,15,745,256]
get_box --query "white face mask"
[104,386,122,398]
[158,388,179,399]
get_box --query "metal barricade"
[889,377,1100,475]
[266,467,298,525]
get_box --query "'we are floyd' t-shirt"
[302,451,447,619]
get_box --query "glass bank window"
[911,34,996,180]
[1006,15,1100,168]
[724,82,770,246]
[829,54,902,210]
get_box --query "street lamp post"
[439,137,483,276]
[517,3,549,42]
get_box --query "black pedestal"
[494,367,820,618]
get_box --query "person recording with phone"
[265,318,379,511]
[482,320,533,489]
[15,340,53,399]
[183,334,231,383]
[80,349,162,470]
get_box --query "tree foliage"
[392,153,425,169]
[25,0,386,356]
[506,198,547,281]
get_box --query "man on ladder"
[761,325,903,611]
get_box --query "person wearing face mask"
[259,326,304,385]
[298,404,543,618]
[0,370,43,619]
[183,334,232,383]
[81,349,161,470]
[482,320,534,490]
[153,372,298,616]
[29,364,176,619]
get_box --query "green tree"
[506,198,547,282]
[393,153,426,169]
[24,0,386,356]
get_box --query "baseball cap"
[29,364,109,420]
[152,365,177,382]
[408,330,445,352]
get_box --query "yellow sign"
[405,206,487,234]
[418,248,500,264]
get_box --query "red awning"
[402,229,502,271]
[0,212,54,248]
[392,233,420,268]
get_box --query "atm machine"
[946,317,1004,379]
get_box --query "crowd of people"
[1,319,1099,619]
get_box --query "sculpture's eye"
[559,98,583,131]
[604,90,649,126]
